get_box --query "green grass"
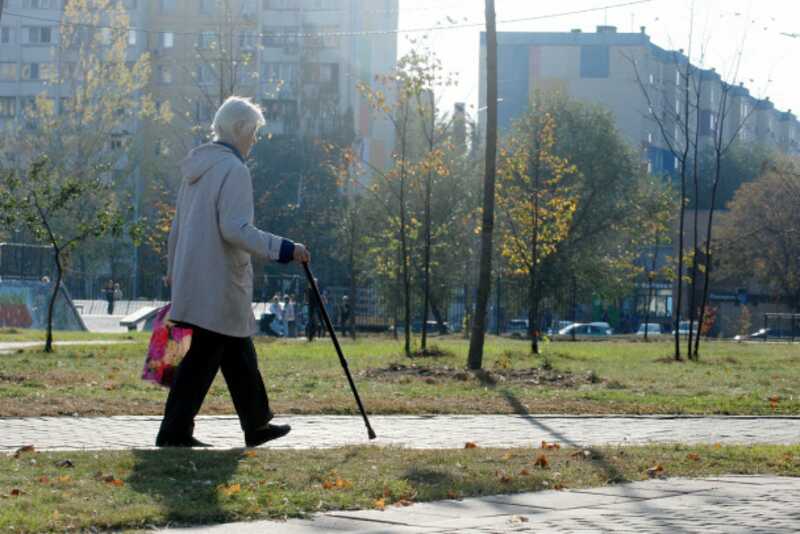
[1,444,798,532]
[0,327,146,343]
[1,334,799,416]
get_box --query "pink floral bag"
[142,304,193,388]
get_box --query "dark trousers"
[156,325,273,443]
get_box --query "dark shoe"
[155,436,211,448]
[245,424,291,447]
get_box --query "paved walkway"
[161,476,800,533]
[1,415,798,452]
[0,340,136,354]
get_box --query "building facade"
[0,0,398,169]
[479,25,800,174]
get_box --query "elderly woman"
[156,96,309,448]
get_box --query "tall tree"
[496,103,577,354]
[716,158,800,311]
[468,0,498,370]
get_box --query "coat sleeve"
[217,164,295,262]
[166,184,182,280]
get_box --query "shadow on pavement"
[472,370,627,484]
[128,448,241,525]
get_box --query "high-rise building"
[478,26,800,175]
[0,0,399,170]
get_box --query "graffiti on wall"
[0,281,85,331]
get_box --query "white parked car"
[636,323,662,336]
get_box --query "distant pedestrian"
[104,279,115,315]
[306,278,322,341]
[113,283,123,302]
[156,96,310,448]
[340,295,352,337]
[283,294,295,338]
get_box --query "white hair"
[211,96,265,143]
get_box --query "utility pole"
[467,0,498,370]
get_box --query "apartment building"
[478,26,800,176]
[0,0,398,170]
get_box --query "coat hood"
[179,143,239,184]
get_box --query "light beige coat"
[167,143,293,337]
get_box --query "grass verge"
[1,335,799,416]
[1,444,798,532]
[0,328,146,343]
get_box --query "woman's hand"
[293,243,311,264]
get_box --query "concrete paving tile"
[483,489,642,510]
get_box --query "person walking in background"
[104,279,115,315]
[156,96,310,448]
[305,278,321,341]
[269,294,284,336]
[283,294,295,338]
[340,295,352,337]
[113,283,123,303]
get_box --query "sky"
[397,0,800,119]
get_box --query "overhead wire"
[3,0,656,40]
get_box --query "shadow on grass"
[472,370,627,485]
[128,449,241,526]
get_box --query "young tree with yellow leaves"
[497,104,577,355]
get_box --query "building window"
[159,0,176,14]
[22,26,53,44]
[1,27,13,44]
[241,0,257,15]
[21,63,54,81]
[675,98,680,117]
[197,31,218,49]
[110,133,125,150]
[0,63,18,81]
[196,63,214,84]
[579,45,609,78]
[648,73,654,85]
[262,26,298,48]
[647,132,653,144]
[199,0,216,15]
[239,31,257,50]
[157,65,173,84]
[128,30,137,46]
[22,0,60,8]
[161,32,174,48]
[0,97,15,118]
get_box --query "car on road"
[636,323,663,336]
[506,319,530,338]
[557,322,613,337]
[672,320,698,337]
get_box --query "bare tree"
[468,0,498,370]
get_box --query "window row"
[1,25,139,46]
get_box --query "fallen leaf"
[769,395,780,409]
[322,481,334,490]
[373,498,385,510]
[687,453,701,462]
[464,442,478,449]
[501,452,513,461]
[554,483,566,490]
[541,440,561,450]
[38,476,50,484]
[243,450,258,458]
[13,445,35,459]
[447,489,460,499]
[335,478,352,489]
[713,442,722,449]
[534,454,549,468]
[499,473,513,484]
[10,489,22,496]
[395,498,414,507]
[646,464,665,479]
[57,475,71,483]
[519,468,530,476]
[217,483,241,496]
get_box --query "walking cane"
[302,262,377,440]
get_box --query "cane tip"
[367,429,377,440]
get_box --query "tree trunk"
[45,247,62,353]
[421,169,433,350]
[468,0,498,370]
[399,111,412,358]
[348,212,357,341]
[673,58,692,362]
